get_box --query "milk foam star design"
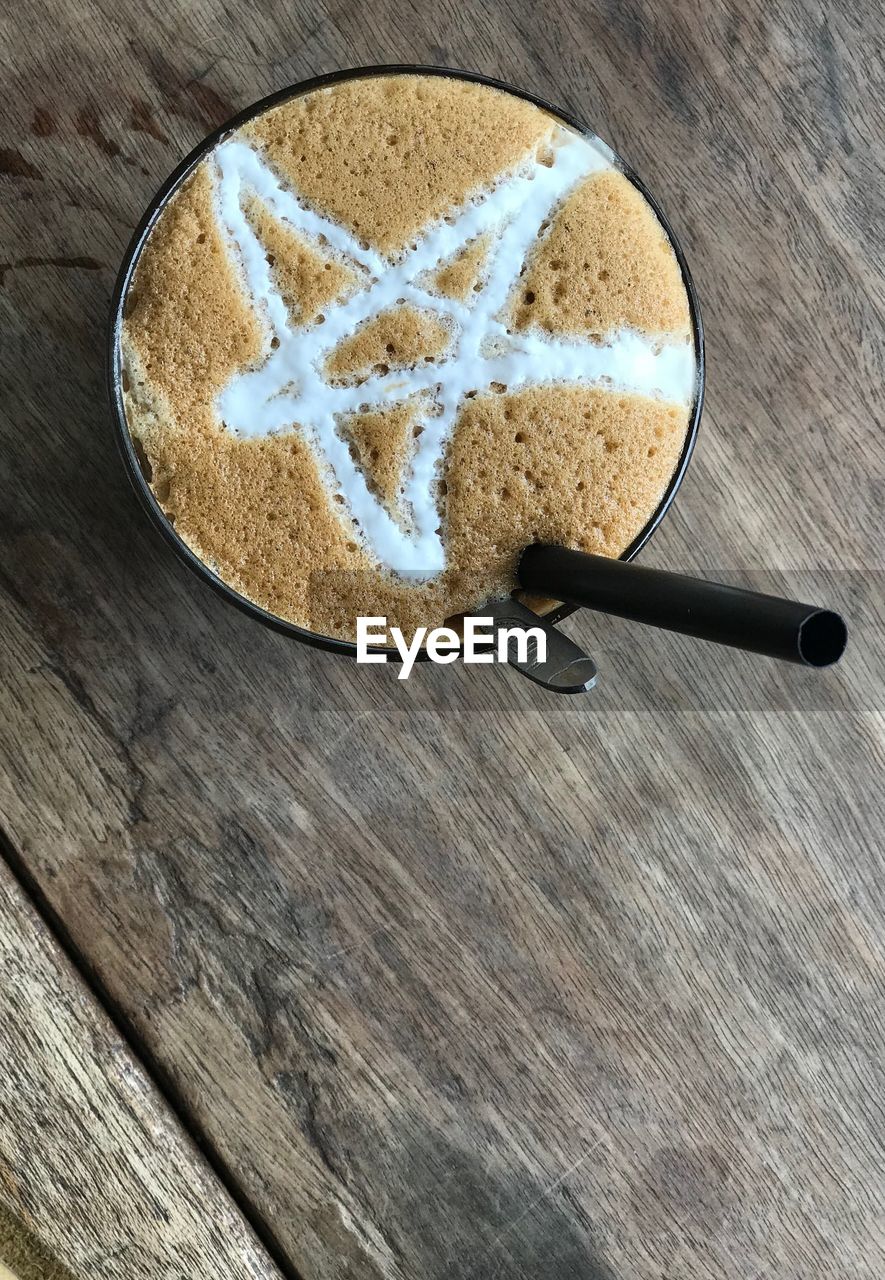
[213,130,694,576]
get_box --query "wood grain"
[0,860,284,1280]
[1,2,884,1279]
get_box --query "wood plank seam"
[0,826,308,1280]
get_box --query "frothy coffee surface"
[121,73,696,640]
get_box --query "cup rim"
[107,62,705,659]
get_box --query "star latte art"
[214,131,693,576]
[120,73,697,642]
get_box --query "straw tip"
[798,610,847,667]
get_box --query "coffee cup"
[109,65,704,663]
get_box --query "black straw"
[519,545,847,667]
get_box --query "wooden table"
[2,2,884,1278]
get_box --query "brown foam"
[326,306,452,381]
[242,75,556,256]
[241,192,357,324]
[122,73,695,645]
[430,235,491,300]
[123,164,262,438]
[513,168,691,337]
[137,423,377,633]
[338,402,419,518]
[443,386,688,590]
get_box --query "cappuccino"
[120,72,696,641]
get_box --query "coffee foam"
[121,74,698,642]
[429,235,492,300]
[212,127,694,578]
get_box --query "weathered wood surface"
[2,2,884,1278]
[0,860,284,1280]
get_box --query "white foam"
[212,126,696,577]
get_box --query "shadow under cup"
[108,64,706,658]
